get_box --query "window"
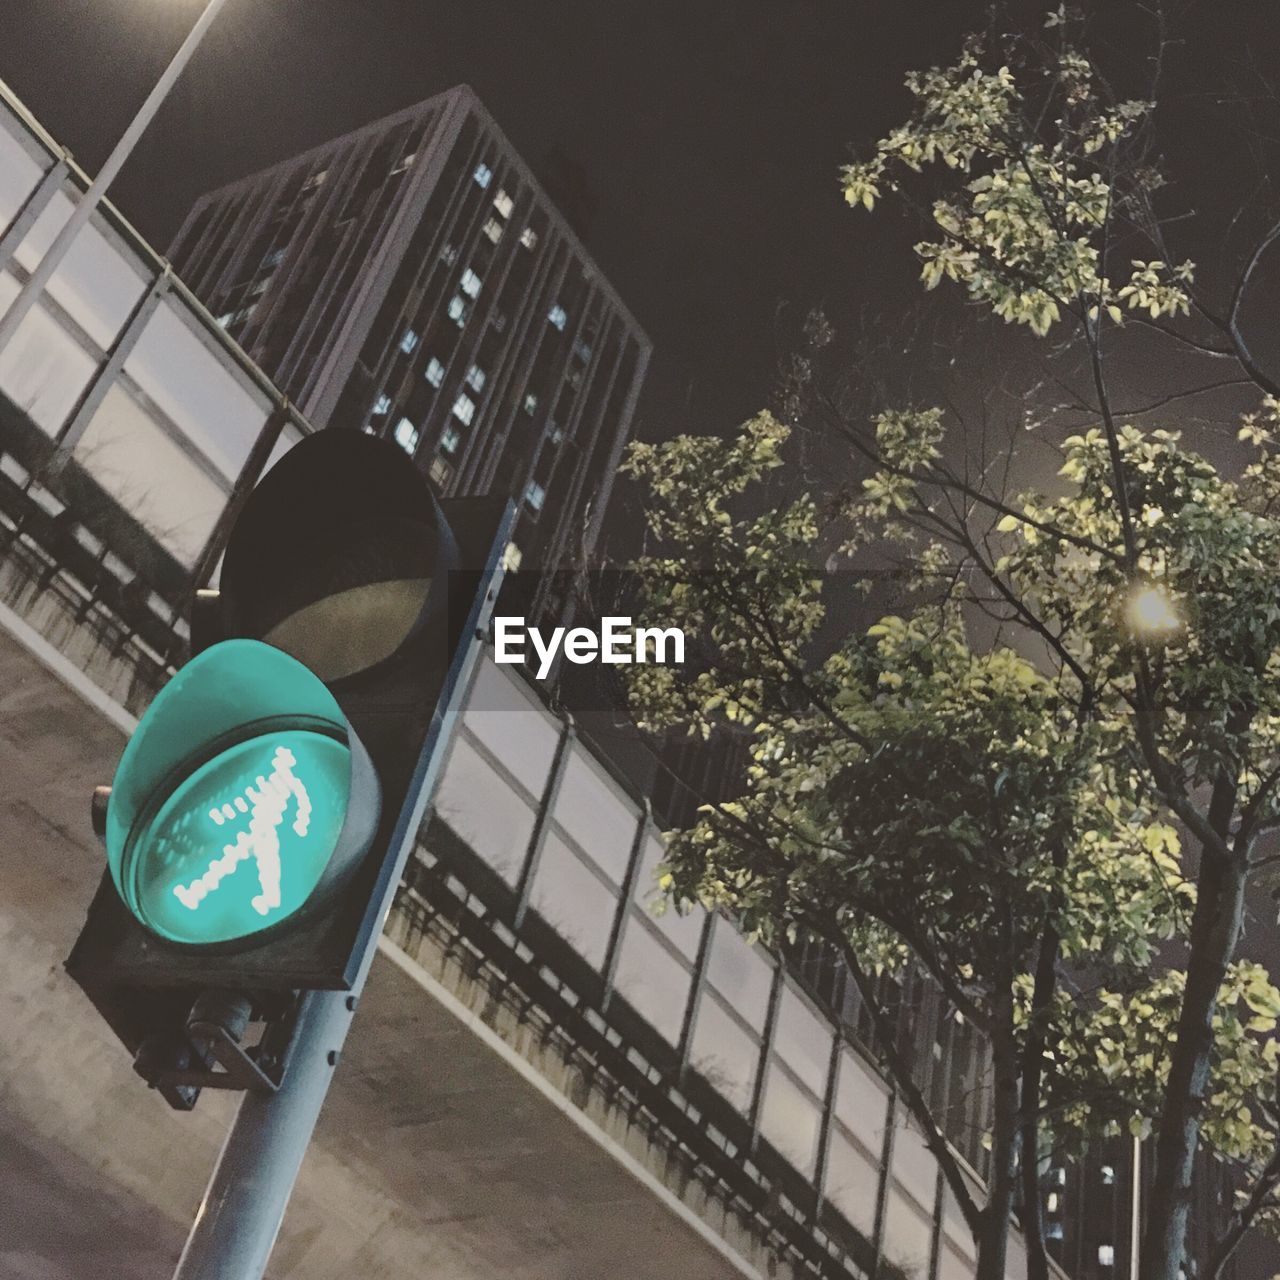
[519,226,538,250]
[440,426,461,454]
[1101,1164,1115,1185]
[548,304,567,330]
[391,150,416,175]
[573,338,593,363]
[465,364,486,393]
[522,393,538,415]
[215,312,236,328]
[447,295,467,326]
[493,189,514,218]
[399,328,419,354]
[425,357,445,387]
[372,393,392,416]
[1098,1246,1115,1268]
[302,168,328,192]
[439,243,458,266]
[429,457,452,486]
[501,541,523,571]
[548,422,564,446]
[525,481,546,512]
[474,162,493,188]
[394,418,419,454]
[482,217,503,244]
[1046,1192,1059,1213]
[460,268,482,298]
[260,247,285,270]
[452,394,475,425]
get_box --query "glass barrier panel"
[940,1177,978,1265]
[12,190,149,348]
[122,297,271,481]
[0,271,97,435]
[528,830,617,968]
[613,914,693,1045]
[689,992,759,1114]
[891,1113,942,1226]
[773,982,834,1097]
[705,924,774,1032]
[834,1044,891,1140]
[939,1241,977,1280]
[631,832,704,958]
[824,1125,880,1236]
[71,382,229,568]
[882,1189,934,1277]
[433,734,536,886]
[462,659,560,800]
[758,1061,821,1178]
[0,123,45,227]
[551,745,638,884]
[1005,1229,1028,1280]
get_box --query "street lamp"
[0,0,232,354]
[1125,582,1181,637]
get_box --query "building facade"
[169,86,651,583]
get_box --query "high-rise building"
[168,86,650,582]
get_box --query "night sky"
[6,1,1280,1273]
[0,0,981,449]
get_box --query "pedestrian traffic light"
[67,429,514,1108]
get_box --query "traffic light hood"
[219,430,459,679]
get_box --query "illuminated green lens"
[122,729,352,946]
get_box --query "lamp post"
[0,0,231,354]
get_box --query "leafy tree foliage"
[622,9,1280,1280]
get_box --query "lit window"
[1098,1246,1115,1268]
[216,312,236,328]
[523,393,538,415]
[452,394,476,425]
[460,268,482,298]
[1046,1192,1059,1213]
[1056,1167,1067,1185]
[548,422,564,446]
[429,457,452,486]
[440,426,461,454]
[391,150,416,175]
[372,393,392,416]
[399,329,419,354]
[482,217,503,244]
[1101,1164,1115,1185]
[425,357,445,387]
[548,304,567,330]
[1046,1223,1064,1241]
[447,296,467,326]
[525,481,546,512]
[493,189,514,218]
[519,226,538,250]
[474,162,492,188]
[501,541,523,571]
[465,365,486,393]
[394,418,419,454]
[302,169,328,192]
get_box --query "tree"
[621,8,1280,1279]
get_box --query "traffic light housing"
[66,430,513,1107]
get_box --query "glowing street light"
[1126,583,1182,637]
[0,0,231,354]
